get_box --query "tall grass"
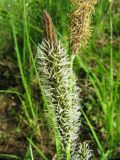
[75,0,120,159]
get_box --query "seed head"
[70,0,98,54]
[37,11,92,160]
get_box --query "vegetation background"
[0,0,120,159]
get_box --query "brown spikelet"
[44,11,57,48]
[70,0,98,54]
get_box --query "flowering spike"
[37,11,92,159]
[70,0,98,54]
[44,11,57,49]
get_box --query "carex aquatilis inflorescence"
[70,0,98,54]
[37,11,92,160]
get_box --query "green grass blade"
[11,19,36,121]
[0,154,19,160]
[81,109,106,159]
[27,138,48,160]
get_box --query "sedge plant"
[37,11,92,160]
[36,0,98,158]
[36,11,92,160]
